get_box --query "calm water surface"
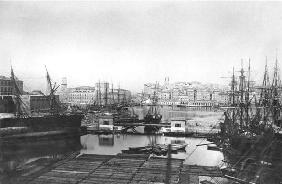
[81,134,224,166]
[0,107,224,183]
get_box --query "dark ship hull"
[144,114,162,124]
[0,113,84,139]
[144,114,162,133]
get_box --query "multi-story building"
[57,78,132,107]
[215,92,230,106]
[195,89,212,101]
[144,83,160,96]
[158,90,171,100]
[142,79,231,107]
[68,86,96,106]
[21,94,60,113]
[0,96,14,113]
[0,75,24,113]
[185,88,196,101]
[0,75,23,95]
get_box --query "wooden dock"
[178,165,223,184]
[17,153,223,184]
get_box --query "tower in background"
[61,77,67,92]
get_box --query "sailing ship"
[0,67,84,139]
[144,82,162,124]
[143,83,162,133]
[88,82,139,126]
[217,59,282,183]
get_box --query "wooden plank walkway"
[18,153,223,184]
[131,157,183,184]
[178,165,222,184]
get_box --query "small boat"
[129,146,150,152]
[170,143,188,151]
[123,143,187,155]
[207,144,222,151]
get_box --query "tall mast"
[98,81,101,106]
[271,57,280,125]
[260,58,270,121]
[117,84,120,104]
[111,83,114,105]
[239,60,245,129]
[95,83,98,106]
[231,67,236,106]
[104,82,108,106]
[245,59,251,126]
[11,66,22,116]
[45,66,59,113]
[231,67,236,124]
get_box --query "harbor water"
[0,106,224,183]
[81,134,224,166]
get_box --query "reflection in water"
[98,134,114,146]
[1,107,224,183]
[0,135,82,183]
[81,134,224,166]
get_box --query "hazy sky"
[1,1,282,92]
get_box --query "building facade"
[21,95,60,113]
[0,75,23,95]
[68,86,96,106]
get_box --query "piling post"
[166,144,171,184]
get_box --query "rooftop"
[0,75,10,80]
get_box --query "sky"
[1,1,282,92]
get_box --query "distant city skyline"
[1,1,282,92]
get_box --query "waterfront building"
[143,80,229,107]
[68,86,96,107]
[185,88,196,101]
[0,96,14,113]
[178,95,191,105]
[58,79,132,107]
[158,90,171,100]
[170,118,187,133]
[159,99,179,106]
[195,89,213,101]
[0,75,24,113]
[188,100,215,107]
[98,115,114,131]
[217,92,230,106]
[21,94,60,113]
[0,75,23,95]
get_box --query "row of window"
[70,94,95,97]
[69,96,95,99]
[0,87,13,92]
[0,92,13,95]
[0,80,12,86]
[72,90,95,93]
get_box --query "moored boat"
[0,67,84,139]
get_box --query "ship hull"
[0,114,84,138]
[144,114,162,124]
